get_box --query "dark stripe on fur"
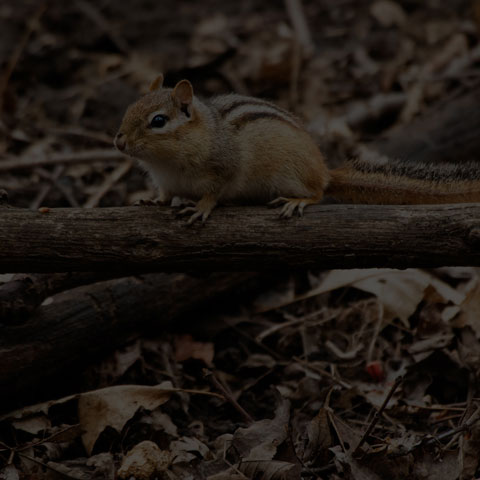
[230,111,299,129]
[219,99,295,119]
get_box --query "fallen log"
[371,86,480,164]
[0,272,120,323]
[0,272,258,411]
[1,203,480,272]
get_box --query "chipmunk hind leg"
[178,193,217,224]
[269,195,323,217]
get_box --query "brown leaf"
[117,441,171,480]
[232,395,290,461]
[170,436,210,464]
[302,408,332,463]
[0,465,20,480]
[175,334,215,366]
[455,281,480,338]
[78,384,173,454]
[331,446,382,480]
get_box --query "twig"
[423,404,480,447]
[35,167,80,207]
[293,356,352,389]
[0,149,123,172]
[353,376,403,456]
[203,369,255,424]
[49,126,114,144]
[30,165,65,209]
[84,159,133,207]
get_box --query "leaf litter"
[2,0,480,478]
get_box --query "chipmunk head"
[114,74,197,163]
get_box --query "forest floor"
[2,1,480,479]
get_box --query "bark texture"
[1,203,480,272]
[0,272,256,411]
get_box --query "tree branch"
[2,203,480,273]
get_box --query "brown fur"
[115,78,329,220]
[219,98,297,119]
[230,112,300,130]
[327,152,480,204]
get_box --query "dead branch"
[371,84,480,164]
[0,272,257,411]
[2,203,480,273]
[0,272,119,323]
[0,149,122,172]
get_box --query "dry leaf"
[331,446,383,480]
[302,408,332,463]
[117,441,171,479]
[232,395,290,461]
[78,383,173,454]
[12,414,51,434]
[455,281,480,338]
[174,334,215,366]
[170,436,210,464]
[306,269,460,325]
[0,465,20,480]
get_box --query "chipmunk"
[115,74,329,223]
[115,74,480,223]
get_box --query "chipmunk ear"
[149,74,164,91]
[172,79,193,117]
[173,80,193,105]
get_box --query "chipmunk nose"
[115,132,126,151]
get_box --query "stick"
[83,159,133,208]
[353,376,403,456]
[203,369,255,424]
[0,149,122,172]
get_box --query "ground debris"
[1,1,480,478]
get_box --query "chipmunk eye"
[150,114,168,128]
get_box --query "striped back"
[210,94,302,130]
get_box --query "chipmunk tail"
[325,147,480,204]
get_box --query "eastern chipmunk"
[115,74,329,223]
[115,74,480,222]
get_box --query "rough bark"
[1,203,480,272]
[0,272,257,411]
[0,272,120,323]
